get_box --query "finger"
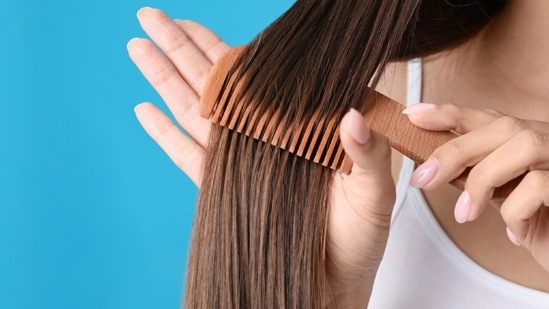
[127,38,211,148]
[339,109,394,212]
[174,20,231,63]
[340,109,392,174]
[134,102,204,186]
[500,171,549,246]
[410,115,530,189]
[404,103,504,134]
[137,7,212,95]
[463,130,549,221]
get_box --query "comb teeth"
[200,46,353,174]
[199,47,521,198]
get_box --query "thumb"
[338,108,395,222]
[340,108,393,178]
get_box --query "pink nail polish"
[348,108,370,145]
[506,227,521,246]
[454,191,471,224]
[410,159,438,188]
[402,103,436,115]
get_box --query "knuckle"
[497,116,525,135]
[202,37,222,54]
[165,32,192,54]
[518,129,547,150]
[523,170,549,191]
[438,103,471,132]
[466,166,491,189]
[482,108,506,118]
[435,140,462,159]
[152,119,175,142]
[195,69,209,92]
[151,64,177,88]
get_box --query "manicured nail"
[402,103,436,115]
[137,7,153,17]
[348,108,370,145]
[127,37,141,48]
[454,191,471,224]
[410,158,438,188]
[506,227,521,246]
[134,102,145,113]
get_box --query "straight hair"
[185,0,505,308]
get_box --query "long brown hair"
[185,1,505,307]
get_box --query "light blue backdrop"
[0,1,294,308]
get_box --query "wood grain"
[201,47,518,198]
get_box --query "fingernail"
[134,102,145,113]
[454,191,471,224]
[348,108,370,145]
[127,37,141,48]
[137,7,153,17]
[410,158,438,188]
[506,227,521,246]
[402,103,436,115]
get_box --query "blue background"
[0,1,293,308]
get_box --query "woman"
[128,2,549,307]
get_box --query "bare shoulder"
[376,61,408,183]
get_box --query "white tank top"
[367,59,549,308]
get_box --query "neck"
[426,0,549,120]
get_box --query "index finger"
[138,8,213,95]
[128,37,211,148]
[174,20,231,63]
[406,103,549,135]
[404,103,504,134]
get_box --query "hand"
[128,7,230,186]
[405,103,549,271]
[128,8,396,306]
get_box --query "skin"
[128,1,549,306]
[380,0,549,292]
[411,0,549,290]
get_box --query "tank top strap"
[391,58,422,223]
[406,58,422,106]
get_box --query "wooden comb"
[200,47,519,198]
